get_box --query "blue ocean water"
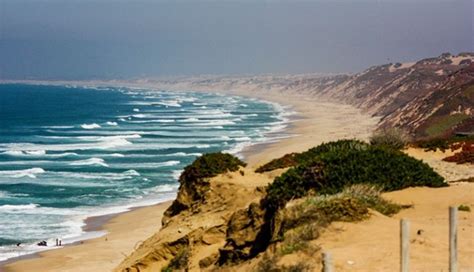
[0,84,292,261]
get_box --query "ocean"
[0,83,292,261]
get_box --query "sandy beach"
[1,202,171,272]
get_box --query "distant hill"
[320,52,474,139]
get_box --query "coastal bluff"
[115,141,473,271]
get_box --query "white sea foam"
[55,170,140,181]
[172,170,183,180]
[106,121,118,126]
[132,114,147,118]
[1,150,45,156]
[111,161,180,169]
[109,153,125,157]
[233,136,252,141]
[192,120,236,126]
[0,137,134,152]
[123,169,140,176]
[69,158,109,167]
[81,123,101,129]
[158,160,180,167]
[0,168,45,178]
[226,142,253,156]
[1,150,24,156]
[2,150,79,158]
[152,184,179,193]
[41,125,74,129]
[154,100,181,107]
[133,108,140,112]
[167,152,202,157]
[126,119,175,123]
[76,134,141,141]
[180,117,200,122]
[0,203,39,212]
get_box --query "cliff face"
[114,167,279,272]
[145,52,474,140]
[322,53,474,139]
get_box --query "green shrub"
[255,153,299,173]
[341,184,402,216]
[370,128,409,150]
[414,138,450,152]
[256,140,368,173]
[315,147,446,193]
[161,247,190,272]
[413,135,474,152]
[263,142,446,211]
[279,239,310,255]
[255,253,312,272]
[281,262,312,272]
[256,253,279,272]
[458,205,471,212]
[180,152,246,183]
[280,184,403,235]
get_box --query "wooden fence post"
[400,219,410,272]
[322,251,333,272]
[449,206,458,272]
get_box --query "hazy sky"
[0,0,472,79]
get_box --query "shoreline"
[0,81,291,268]
[1,81,380,272]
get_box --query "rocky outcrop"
[115,167,268,272]
[218,203,269,264]
[162,153,246,224]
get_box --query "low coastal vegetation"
[443,141,474,164]
[161,246,190,272]
[369,128,410,150]
[255,139,368,173]
[413,135,474,164]
[253,184,404,271]
[281,185,403,241]
[136,140,449,271]
[218,139,446,266]
[423,114,471,138]
[259,139,445,211]
[458,204,471,212]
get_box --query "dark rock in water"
[37,240,47,246]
